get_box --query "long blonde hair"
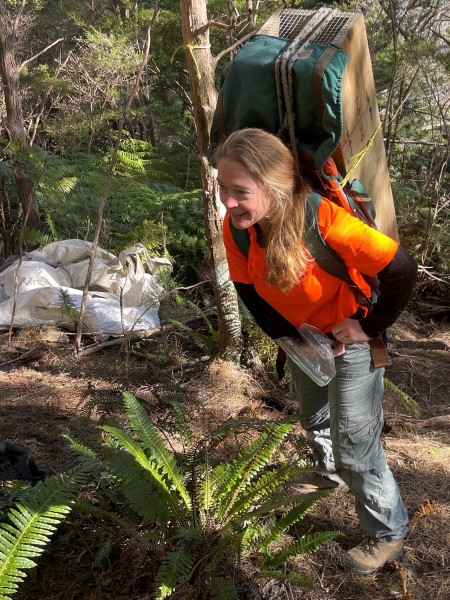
[215,128,312,291]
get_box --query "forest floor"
[0,312,449,600]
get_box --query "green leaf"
[0,467,89,599]
[154,549,193,600]
[121,392,192,511]
[258,569,313,588]
[208,576,239,600]
[264,531,341,568]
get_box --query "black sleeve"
[234,282,300,339]
[359,246,418,338]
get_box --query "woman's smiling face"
[217,157,273,231]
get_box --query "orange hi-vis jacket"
[222,198,399,333]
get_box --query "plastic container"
[276,324,336,386]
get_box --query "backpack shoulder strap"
[229,196,364,293]
[305,193,353,284]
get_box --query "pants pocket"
[339,413,383,472]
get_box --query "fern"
[154,548,193,600]
[122,391,191,511]
[101,424,187,525]
[385,378,422,417]
[207,576,239,600]
[263,531,341,569]
[0,467,91,599]
[56,393,338,597]
[57,288,79,327]
[258,569,313,588]
[101,445,172,527]
[258,491,330,549]
[213,423,292,524]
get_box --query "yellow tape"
[170,44,211,80]
[339,121,382,189]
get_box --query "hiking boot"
[288,472,350,495]
[343,538,404,574]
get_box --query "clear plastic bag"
[276,324,336,386]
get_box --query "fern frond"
[61,430,103,473]
[207,576,239,600]
[100,425,186,525]
[224,467,294,521]
[21,227,53,247]
[258,569,313,588]
[263,531,341,569]
[167,319,214,353]
[154,548,193,600]
[170,401,193,449]
[184,300,215,336]
[258,492,331,549]
[74,497,149,536]
[101,445,172,528]
[0,467,89,599]
[214,423,292,523]
[385,378,422,417]
[237,490,327,526]
[122,392,192,511]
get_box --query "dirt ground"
[0,313,449,600]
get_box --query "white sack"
[0,241,164,337]
[0,261,72,297]
[27,239,119,267]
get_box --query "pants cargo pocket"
[338,413,383,472]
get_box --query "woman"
[214,128,417,574]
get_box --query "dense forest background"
[0,0,449,318]
[0,2,449,600]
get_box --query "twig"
[417,265,449,284]
[19,38,64,71]
[214,31,255,65]
[0,345,41,369]
[162,355,210,374]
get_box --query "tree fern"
[0,467,91,600]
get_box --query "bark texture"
[0,1,41,228]
[180,0,242,357]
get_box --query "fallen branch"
[77,325,169,358]
[412,415,450,430]
[0,345,42,369]
[162,355,211,374]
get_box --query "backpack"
[0,441,45,486]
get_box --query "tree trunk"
[180,0,242,358]
[0,0,41,229]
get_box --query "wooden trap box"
[259,9,398,240]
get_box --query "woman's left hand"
[331,318,371,345]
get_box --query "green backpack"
[209,7,349,175]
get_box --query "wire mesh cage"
[259,8,360,46]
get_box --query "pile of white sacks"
[0,240,168,340]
